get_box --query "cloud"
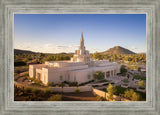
[131,46,138,50]
[44,44,53,47]
[56,45,69,49]
[15,41,100,53]
[35,44,79,53]
[129,46,146,53]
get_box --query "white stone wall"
[47,69,62,84]
[35,68,42,80]
[45,61,86,67]
[41,68,48,84]
[29,64,45,78]
[29,61,121,85]
[29,65,34,78]
[70,70,94,84]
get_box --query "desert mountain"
[15,46,136,55]
[14,49,37,54]
[101,46,136,55]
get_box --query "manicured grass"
[95,79,108,83]
[133,75,146,80]
[122,79,129,83]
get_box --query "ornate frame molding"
[0,0,159,115]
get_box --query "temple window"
[106,71,110,77]
[74,76,76,81]
[88,75,91,79]
[114,70,116,75]
[60,76,63,80]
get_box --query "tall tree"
[106,83,117,101]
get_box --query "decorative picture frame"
[0,0,159,115]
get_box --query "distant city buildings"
[29,31,121,85]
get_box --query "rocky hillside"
[14,49,37,54]
[101,46,136,55]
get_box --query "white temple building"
[29,31,121,85]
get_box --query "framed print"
[0,0,160,115]
[14,14,146,102]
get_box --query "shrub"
[58,83,64,87]
[63,81,69,84]
[123,89,141,101]
[44,88,52,95]
[14,73,18,76]
[32,79,42,86]
[122,73,126,76]
[138,80,145,87]
[35,80,42,84]
[124,89,134,99]
[47,82,54,87]
[133,75,146,80]
[29,77,35,81]
[96,79,108,83]
[14,76,20,81]
[127,74,130,78]
[120,65,127,74]
[48,95,62,101]
[102,83,109,86]
[92,85,99,87]
[75,87,80,93]
[96,96,105,101]
[93,71,104,80]
[14,61,26,66]
[24,87,32,93]
[123,84,128,86]
[139,87,145,89]
[32,89,41,95]
[115,86,126,95]
[69,82,78,86]
[131,92,140,101]
[138,67,141,72]
[23,73,29,76]
[122,79,129,83]
[22,77,28,82]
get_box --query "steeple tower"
[80,29,84,49]
[70,30,91,63]
[79,30,85,54]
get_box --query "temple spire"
[80,29,84,48]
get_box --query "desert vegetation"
[14,49,146,101]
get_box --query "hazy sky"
[14,14,146,53]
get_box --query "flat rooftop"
[70,65,118,72]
